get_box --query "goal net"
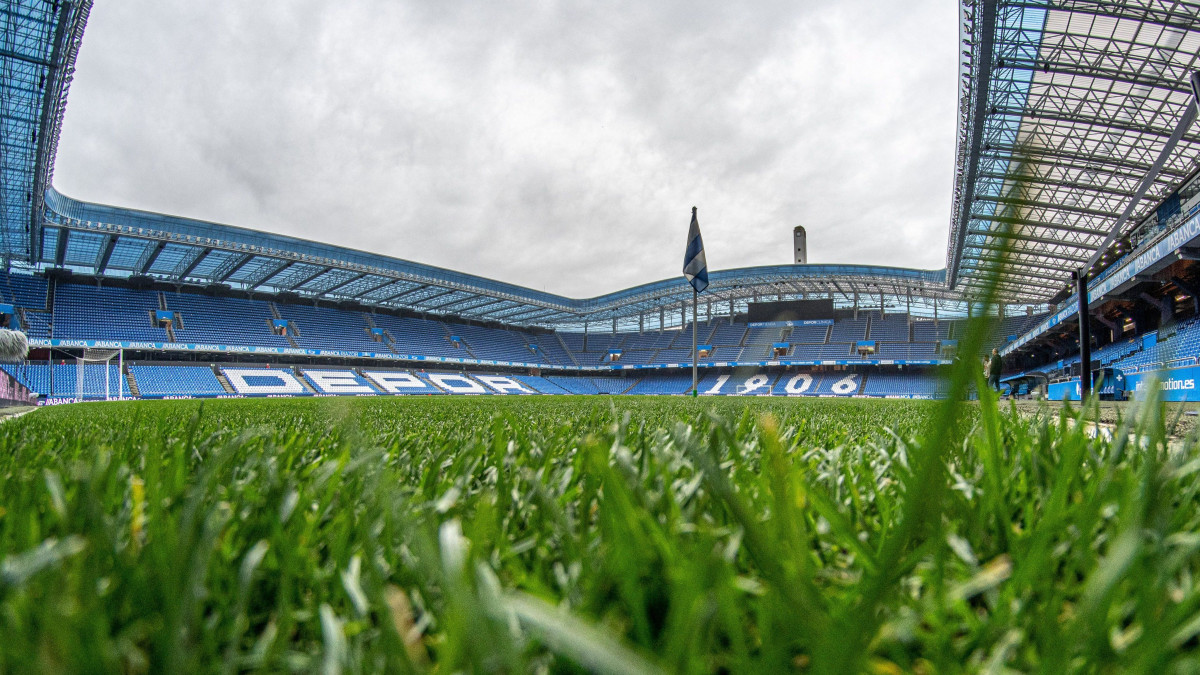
[76,348,124,401]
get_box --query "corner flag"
[682,207,708,293]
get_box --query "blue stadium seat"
[130,365,227,397]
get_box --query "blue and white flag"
[682,207,708,293]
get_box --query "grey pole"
[692,287,698,396]
[1075,270,1092,398]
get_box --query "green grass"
[1,393,1199,673]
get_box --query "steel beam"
[53,226,69,267]
[1083,75,1199,270]
[407,288,459,308]
[175,247,211,280]
[322,272,368,295]
[378,284,429,304]
[967,228,1094,250]
[138,241,167,274]
[213,252,253,282]
[287,266,332,291]
[948,0,1000,287]
[95,234,117,273]
[247,259,292,289]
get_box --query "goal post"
[76,348,123,401]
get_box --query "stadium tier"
[4,0,1200,403]
[3,359,953,400]
[12,272,965,369]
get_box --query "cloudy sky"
[53,0,960,298]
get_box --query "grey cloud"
[54,0,959,298]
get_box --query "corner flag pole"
[692,286,698,396]
[682,206,708,398]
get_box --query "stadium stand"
[787,323,830,344]
[274,304,381,352]
[625,373,693,395]
[593,376,633,394]
[829,316,869,342]
[3,363,129,399]
[167,292,291,347]
[5,0,1200,405]
[418,371,491,394]
[371,315,469,359]
[868,313,910,341]
[361,370,445,395]
[301,368,380,395]
[54,285,167,341]
[546,375,600,394]
[130,365,227,397]
[512,375,570,394]
[861,372,945,398]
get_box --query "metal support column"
[1074,270,1092,398]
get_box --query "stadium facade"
[1,1,1199,401]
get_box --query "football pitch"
[1,395,1198,673]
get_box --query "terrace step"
[269,302,282,320]
[125,367,140,397]
[824,325,832,344]
[212,366,236,394]
[554,332,580,366]
[381,329,401,355]
[293,367,317,394]
[158,292,168,310]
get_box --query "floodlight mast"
[1074,71,1200,399]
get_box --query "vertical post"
[1075,270,1092,398]
[692,287,698,397]
[118,349,124,400]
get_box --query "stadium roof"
[949,0,1200,301]
[6,1,1200,328]
[41,189,958,329]
[0,0,89,268]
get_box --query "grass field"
[1,393,1198,673]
